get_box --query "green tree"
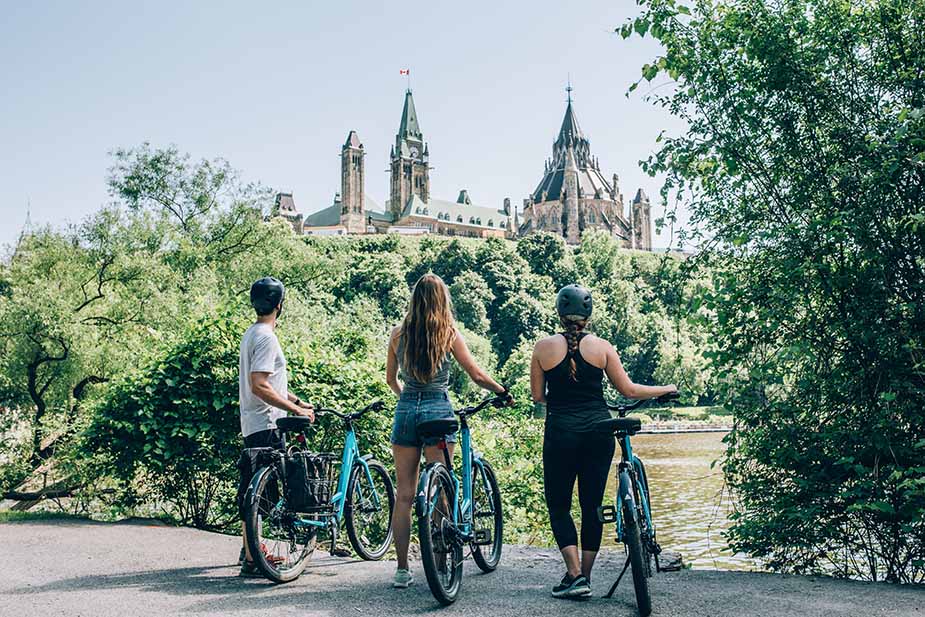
[449,271,493,334]
[629,0,925,582]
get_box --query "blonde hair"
[560,315,588,381]
[400,274,456,383]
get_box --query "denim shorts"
[390,391,458,448]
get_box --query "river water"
[604,431,760,571]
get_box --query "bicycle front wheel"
[471,459,503,572]
[623,495,652,616]
[244,466,316,583]
[416,462,463,605]
[345,458,395,560]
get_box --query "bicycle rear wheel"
[471,459,503,572]
[244,466,316,583]
[633,457,654,577]
[416,462,463,605]
[623,495,652,616]
[345,459,395,560]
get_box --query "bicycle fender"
[618,470,635,506]
[360,453,373,462]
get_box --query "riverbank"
[1,518,921,617]
[635,405,733,433]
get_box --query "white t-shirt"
[239,322,288,437]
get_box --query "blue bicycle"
[594,391,679,617]
[243,401,395,583]
[414,394,509,605]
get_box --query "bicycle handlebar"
[455,392,514,417]
[315,400,385,421]
[607,391,680,416]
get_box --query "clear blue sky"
[0,0,686,251]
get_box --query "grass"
[0,510,90,523]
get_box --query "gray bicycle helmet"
[556,284,592,318]
[250,277,285,316]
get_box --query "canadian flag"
[399,69,410,75]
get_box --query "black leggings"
[543,427,615,552]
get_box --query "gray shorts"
[390,391,458,448]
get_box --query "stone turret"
[563,146,581,244]
[340,131,366,233]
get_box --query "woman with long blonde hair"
[386,273,510,589]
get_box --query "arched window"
[469,217,476,224]
[500,220,506,229]
[457,214,463,223]
[476,217,482,225]
[488,219,494,227]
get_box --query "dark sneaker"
[552,573,591,599]
[238,561,263,578]
[238,546,246,565]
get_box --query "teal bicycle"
[243,401,395,583]
[414,393,510,605]
[594,391,680,617]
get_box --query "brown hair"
[560,315,588,381]
[400,274,457,383]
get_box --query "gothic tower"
[340,131,366,233]
[390,89,430,219]
[632,189,652,250]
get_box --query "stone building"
[519,90,652,249]
[299,89,513,238]
[288,86,651,248]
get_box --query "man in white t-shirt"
[237,276,314,576]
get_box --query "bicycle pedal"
[597,505,617,524]
[473,529,492,545]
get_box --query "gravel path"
[1,519,922,616]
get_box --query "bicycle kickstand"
[603,557,632,599]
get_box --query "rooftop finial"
[566,74,573,104]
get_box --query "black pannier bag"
[285,452,336,512]
[237,447,279,518]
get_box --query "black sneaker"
[552,573,592,598]
[239,561,263,578]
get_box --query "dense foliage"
[628,0,925,582]
[0,145,705,541]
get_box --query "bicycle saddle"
[592,417,642,435]
[416,418,459,439]
[276,416,313,433]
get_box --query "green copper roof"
[398,89,422,140]
[398,195,510,229]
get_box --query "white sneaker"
[393,568,414,588]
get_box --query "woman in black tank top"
[530,284,677,599]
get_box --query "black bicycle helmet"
[250,277,285,316]
[556,284,592,318]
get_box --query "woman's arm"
[530,345,546,403]
[603,342,676,399]
[385,327,402,397]
[451,330,506,394]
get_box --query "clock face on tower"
[410,146,419,158]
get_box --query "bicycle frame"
[290,423,381,530]
[425,416,489,542]
[613,433,654,542]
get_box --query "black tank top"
[544,333,609,433]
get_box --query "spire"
[398,89,422,140]
[344,130,363,149]
[556,81,584,146]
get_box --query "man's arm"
[250,372,314,420]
